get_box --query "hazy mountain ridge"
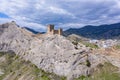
[64,23,120,39]
[23,27,40,34]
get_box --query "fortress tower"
[58,28,63,35]
[47,24,54,34]
[47,24,63,35]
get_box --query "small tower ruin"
[47,24,63,35]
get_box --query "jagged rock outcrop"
[0,22,120,80]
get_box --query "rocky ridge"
[0,22,90,79]
[0,22,120,80]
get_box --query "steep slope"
[0,52,66,80]
[64,23,120,39]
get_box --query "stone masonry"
[47,24,63,35]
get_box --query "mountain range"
[23,27,40,34]
[64,23,120,39]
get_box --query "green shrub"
[86,60,91,67]
[75,75,86,80]
[82,42,99,49]
[0,52,5,57]
[72,41,78,46]
[74,62,120,80]
[115,45,120,49]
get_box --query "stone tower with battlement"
[47,24,63,35]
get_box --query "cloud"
[18,21,46,31]
[0,18,13,23]
[0,0,120,31]
[57,23,86,30]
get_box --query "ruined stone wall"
[47,24,63,35]
[47,24,54,34]
[54,30,59,34]
[58,28,63,35]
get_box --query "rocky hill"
[64,23,120,39]
[0,22,90,79]
[0,21,120,80]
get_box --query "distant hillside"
[23,27,39,34]
[64,23,120,39]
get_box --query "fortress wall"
[47,24,63,35]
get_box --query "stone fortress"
[47,24,63,35]
[30,24,63,38]
[9,21,63,36]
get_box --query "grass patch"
[72,40,99,49]
[0,52,6,57]
[81,42,99,49]
[0,52,67,80]
[75,62,120,80]
[115,45,120,49]
[72,41,78,46]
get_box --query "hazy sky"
[0,0,120,31]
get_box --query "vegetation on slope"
[81,42,99,49]
[115,45,120,49]
[0,52,120,80]
[72,40,99,49]
[0,52,66,80]
[75,62,120,80]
